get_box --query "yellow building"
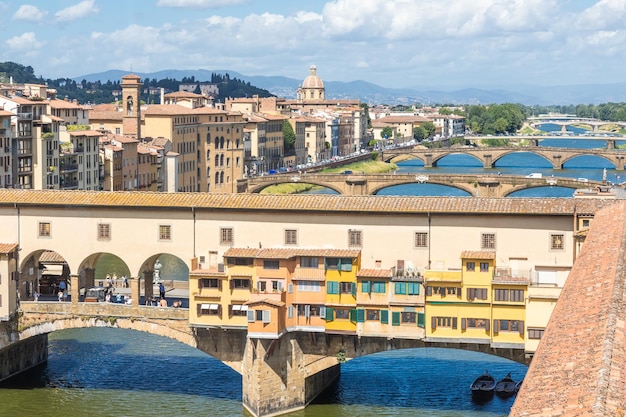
[424,251,527,350]
[323,251,360,334]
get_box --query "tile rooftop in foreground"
[510,201,626,416]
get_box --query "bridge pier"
[0,333,48,382]
[607,139,615,149]
[561,124,567,133]
[242,333,340,417]
[528,139,539,147]
[424,153,433,168]
[482,154,494,169]
[551,155,563,170]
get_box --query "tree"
[381,126,393,140]
[420,121,436,138]
[439,107,453,115]
[413,126,427,141]
[283,120,295,153]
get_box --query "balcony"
[17,112,32,120]
[60,180,78,189]
[60,163,78,172]
[494,268,532,280]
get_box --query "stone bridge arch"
[369,181,474,196]
[248,180,342,195]
[558,153,616,168]
[488,149,554,167]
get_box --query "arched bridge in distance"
[244,173,604,197]
[379,146,626,170]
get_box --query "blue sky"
[1,0,624,90]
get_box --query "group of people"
[105,273,128,288]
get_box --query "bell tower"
[121,74,142,138]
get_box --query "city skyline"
[0,0,624,91]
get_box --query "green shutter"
[356,309,365,323]
[351,282,357,297]
[381,309,389,324]
[325,307,334,321]
[417,312,425,327]
[392,311,401,326]
[350,309,357,322]
[362,281,370,293]
[327,281,339,294]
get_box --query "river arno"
[0,328,527,417]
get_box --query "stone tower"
[121,74,142,138]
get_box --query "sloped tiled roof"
[0,190,616,216]
[460,251,496,260]
[0,243,18,254]
[357,268,393,279]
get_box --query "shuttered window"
[381,309,389,324]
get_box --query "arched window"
[220,154,224,166]
[126,96,134,115]
[206,150,210,160]
[214,138,219,148]
[215,155,219,166]
[220,172,224,183]
[220,137,225,149]
[215,172,219,184]
[236,139,240,148]
[206,133,211,144]
[227,139,231,149]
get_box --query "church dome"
[302,65,324,89]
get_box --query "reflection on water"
[0,328,526,417]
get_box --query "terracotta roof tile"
[0,191,617,217]
[292,267,325,281]
[0,243,18,254]
[460,251,496,260]
[357,268,393,278]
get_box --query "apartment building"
[0,111,13,188]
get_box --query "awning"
[42,264,63,276]
[201,303,219,310]
[232,304,248,311]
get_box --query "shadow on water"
[1,328,241,400]
[310,348,527,416]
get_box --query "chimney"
[160,88,165,105]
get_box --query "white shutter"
[320,306,326,318]
[247,310,255,322]
[305,305,311,318]
[262,310,271,323]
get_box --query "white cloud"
[13,5,48,22]
[6,32,41,50]
[206,16,241,26]
[55,0,99,23]
[576,0,626,30]
[157,0,249,8]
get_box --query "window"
[434,316,457,328]
[372,281,386,293]
[395,282,406,295]
[340,282,354,294]
[199,303,220,316]
[528,328,545,339]
[326,257,353,271]
[335,308,350,319]
[361,281,371,293]
[465,318,488,329]
[551,233,564,250]
[159,225,171,241]
[230,304,248,316]
[301,257,319,268]
[414,232,428,248]
[366,309,380,321]
[326,281,339,294]
[263,260,279,270]
[284,229,297,245]
[494,289,509,301]
[297,281,320,292]
[297,304,323,317]
[38,222,51,237]
[200,278,219,288]
[98,223,111,240]
[480,262,489,272]
[220,227,233,245]
[510,289,524,302]
[499,320,520,332]
[348,230,362,247]
[401,312,416,324]
[271,280,283,291]
[466,262,475,272]
[481,233,496,250]
[232,279,250,289]
[466,287,488,300]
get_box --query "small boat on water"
[495,372,517,397]
[470,370,495,402]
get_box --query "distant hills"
[73,69,626,106]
